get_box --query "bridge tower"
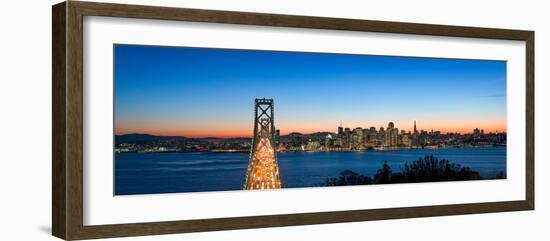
[243,98,282,190]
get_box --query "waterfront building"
[378,127,385,147]
[342,127,351,148]
[366,127,378,146]
[362,128,369,146]
[306,141,321,151]
[400,133,411,147]
[384,122,399,147]
[419,130,428,146]
[326,133,343,150]
[473,128,481,138]
[351,127,364,150]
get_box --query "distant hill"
[304,132,335,137]
[115,133,253,145]
[283,132,334,138]
[115,132,335,145]
[115,134,188,144]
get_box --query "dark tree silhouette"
[322,155,483,186]
[399,155,482,182]
[374,161,392,184]
[322,169,373,186]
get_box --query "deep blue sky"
[114,44,506,137]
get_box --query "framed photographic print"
[52,1,534,240]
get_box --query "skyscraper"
[412,120,419,147]
[352,127,363,149]
[338,125,344,136]
[384,122,399,147]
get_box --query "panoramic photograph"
[113,44,507,195]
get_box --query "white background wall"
[0,0,547,240]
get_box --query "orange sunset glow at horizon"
[115,119,506,138]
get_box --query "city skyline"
[114,44,507,138]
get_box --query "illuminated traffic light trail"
[243,98,282,190]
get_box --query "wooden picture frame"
[52,1,534,240]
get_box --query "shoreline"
[115,145,506,154]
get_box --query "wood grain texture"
[51,1,535,240]
[74,201,530,240]
[525,32,535,209]
[72,1,534,40]
[66,2,85,240]
[52,2,67,239]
